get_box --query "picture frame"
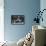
[11,15,25,25]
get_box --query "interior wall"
[40,0,46,27]
[4,0,40,42]
[0,0,4,42]
[40,0,46,45]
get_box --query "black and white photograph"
[11,15,25,25]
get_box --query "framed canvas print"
[11,15,25,25]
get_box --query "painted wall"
[0,0,4,42]
[40,0,46,27]
[4,0,40,42]
[40,0,46,45]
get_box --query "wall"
[0,0,4,42]
[40,0,46,26]
[40,0,46,45]
[4,0,40,42]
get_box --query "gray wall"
[40,0,46,27]
[40,0,46,45]
[4,0,40,42]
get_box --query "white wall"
[40,0,46,27]
[0,0,4,42]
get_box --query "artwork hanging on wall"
[11,15,25,25]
